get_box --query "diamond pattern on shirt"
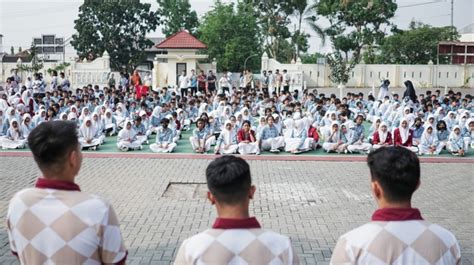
[6,187,127,264]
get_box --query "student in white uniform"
[102,109,117,136]
[78,117,102,150]
[0,119,27,149]
[190,118,213,153]
[322,121,341,153]
[117,119,143,152]
[214,120,239,155]
[419,125,443,155]
[284,119,312,154]
[347,115,372,153]
[150,118,177,153]
[259,115,285,153]
[20,113,34,138]
[447,125,466,156]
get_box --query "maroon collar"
[35,178,81,191]
[212,217,261,229]
[372,208,423,221]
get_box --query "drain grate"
[162,182,208,199]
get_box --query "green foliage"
[317,0,397,84]
[156,0,198,37]
[71,0,159,72]
[10,46,14,55]
[197,1,262,72]
[47,62,71,74]
[300,52,325,64]
[375,22,459,64]
[326,49,354,84]
[17,43,43,73]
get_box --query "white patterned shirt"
[175,217,299,265]
[6,178,127,265]
[330,208,461,265]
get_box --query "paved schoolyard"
[0,156,472,265]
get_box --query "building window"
[404,72,406,78]
[386,72,389,78]
[419,72,422,78]
[370,72,372,78]
[43,35,55,45]
[455,72,457,78]
[439,72,441,78]
[446,72,449,78]
[411,72,414,78]
[33,38,42,45]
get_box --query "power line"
[398,0,444,8]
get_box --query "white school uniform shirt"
[179,75,189,89]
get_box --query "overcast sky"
[0,0,473,54]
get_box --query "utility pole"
[450,0,454,40]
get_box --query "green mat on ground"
[1,121,472,157]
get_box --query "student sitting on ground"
[190,118,213,153]
[259,115,285,153]
[237,120,260,155]
[347,114,372,154]
[447,125,466,156]
[150,118,176,153]
[0,119,27,149]
[117,119,143,152]
[78,117,102,151]
[214,120,238,155]
[331,147,461,265]
[284,119,312,154]
[393,118,418,153]
[372,122,393,150]
[419,125,443,155]
[175,156,299,264]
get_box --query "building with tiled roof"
[155,31,207,50]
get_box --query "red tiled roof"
[155,30,207,49]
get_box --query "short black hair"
[206,156,252,205]
[367,146,420,202]
[28,121,79,170]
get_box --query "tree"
[197,1,262,72]
[300,52,325,64]
[71,0,159,72]
[18,47,22,53]
[156,0,198,37]
[317,0,397,85]
[17,43,44,73]
[10,46,14,55]
[291,0,325,58]
[243,0,293,61]
[374,22,459,64]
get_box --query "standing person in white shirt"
[268,70,275,96]
[179,70,189,99]
[59,72,70,91]
[261,70,269,96]
[219,69,231,95]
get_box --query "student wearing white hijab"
[214,120,238,154]
[0,119,27,149]
[117,119,142,152]
[322,121,341,153]
[419,125,443,155]
[114,103,127,129]
[447,125,466,156]
[372,122,393,150]
[284,118,312,154]
[103,109,117,136]
[393,118,418,153]
[59,112,68,121]
[20,113,34,138]
[78,117,102,150]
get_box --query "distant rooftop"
[155,30,207,50]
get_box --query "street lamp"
[243,54,259,72]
